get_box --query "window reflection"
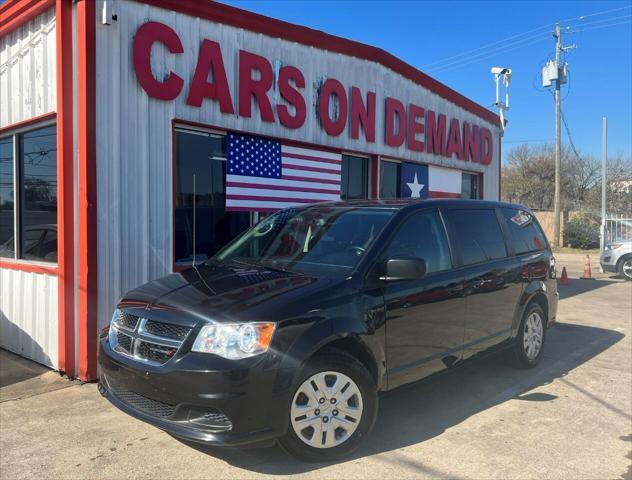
[174,130,250,264]
[0,137,14,258]
[21,126,57,262]
[341,154,368,200]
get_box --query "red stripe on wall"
[77,0,98,381]
[0,0,55,37]
[428,191,461,199]
[0,112,57,135]
[281,162,341,175]
[55,0,75,378]
[226,181,340,195]
[283,175,341,185]
[226,194,325,203]
[281,152,342,165]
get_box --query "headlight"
[605,243,622,251]
[192,322,276,359]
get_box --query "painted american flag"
[225,133,341,212]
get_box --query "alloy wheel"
[523,311,543,360]
[290,371,363,449]
[622,260,632,280]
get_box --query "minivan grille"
[145,320,190,340]
[110,311,191,365]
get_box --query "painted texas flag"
[428,165,462,198]
[400,163,428,199]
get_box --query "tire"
[278,349,378,462]
[618,256,632,281]
[513,303,547,368]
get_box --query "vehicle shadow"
[178,322,624,474]
[558,277,622,300]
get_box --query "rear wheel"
[618,256,632,281]
[278,349,377,462]
[513,303,547,368]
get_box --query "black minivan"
[99,199,558,461]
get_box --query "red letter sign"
[385,97,406,147]
[238,50,275,122]
[407,104,425,152]
[480,127,494,165]
[318,79,348,137]
[133,22,184,100]
[350,87,376,142]
[463,122,479,162]
[186,39,234,113]
[277,66,306,129]
[446,118,463,159]
[425,110,447,156]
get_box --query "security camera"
[491,67,511,75]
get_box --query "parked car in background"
[98,199,558,461]
[600,240,632,281]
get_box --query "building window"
[379,160,401,199]
[461,172,480,199]
[174,128,250,265]
[0,125,57,262]
[0,137,14,258]
[341,154,368,200]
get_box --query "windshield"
[212,206,395,276]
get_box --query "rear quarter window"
[501,208,548,254]
[446,209,507,266]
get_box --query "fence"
[604,215,632,244]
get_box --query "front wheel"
[618,256,632,281]
[513,303,547,368]
[278,349,378,462]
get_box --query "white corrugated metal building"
[0,0,501,380]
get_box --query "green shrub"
[563,216,600,249]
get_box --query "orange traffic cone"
[581,254,594,280]
[559,266,569,285]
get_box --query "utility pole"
[553,24,562,247]
[600,117,608,255]
[547,24,575,247]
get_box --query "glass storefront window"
[379,160,401,199]
[461,172,479,199]
[174,129,250,265]
[341,154,368,200]
[0,125,57,262]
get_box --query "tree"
[502,143,631,215]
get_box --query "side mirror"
[380,257,427,281]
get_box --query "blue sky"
[224,0,632,162]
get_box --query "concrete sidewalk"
[1,253,630,480]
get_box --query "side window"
[385,210,451,274]
[447,209,507,265]
[501,208,547,254]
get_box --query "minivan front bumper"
[98,336,294,446]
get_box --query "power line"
[429,35,549,74]
[421,4,631,71]
[571,19,632,34]
[565,13,632,30]
[560,108,582,161]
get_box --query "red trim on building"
[0,0,55,37]
[0,112,57,136]
[0,260,58,276]
[138,0,499,126]
[428,191,461,199]
[370,156,379,199]
[55,0,75,378]
[77,0,98,381]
